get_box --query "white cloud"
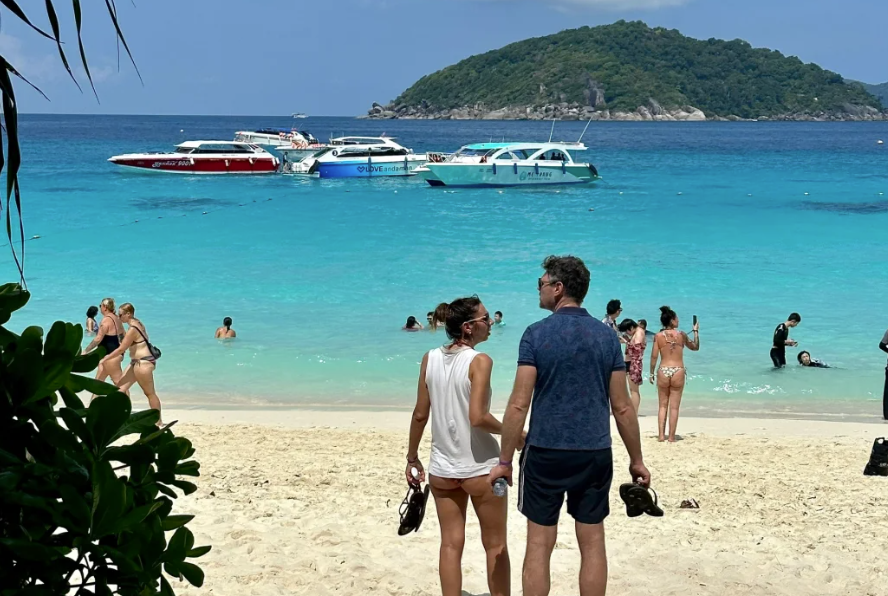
[0,33,56,83]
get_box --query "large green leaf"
[174,460,200,477]
[58,385,85,411]
[38,419,80,452]
[177,562,205,587]
[186,545,211,559]
[59,407,92,448]
[0,538,70,561]
[111,408,160,443]
[59,485,91,534]
[162,527,194,563]
[167,480,197,496]
[7,347,43,405]
[160,515,194,532]
[72,349,102,373]
[109,501,163,534]
[0,282,29,314]
[103,443,155,467]
[90,462,127,538]
[66,373,118,397]
[87,392,132,450]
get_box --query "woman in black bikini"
[82,297,125,388]
[649,306,699,442]
[102,302,162,423]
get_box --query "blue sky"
[2,0,886,116]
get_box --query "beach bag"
[863,437,888,476]
[134,325,162,361]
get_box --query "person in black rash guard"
[880,327,888,420]
[771,312,801,368]
[797,351,830,368]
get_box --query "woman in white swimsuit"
[649,306,699,442]
[405,296,512,596]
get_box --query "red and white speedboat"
[108,141,279,174]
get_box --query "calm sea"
[2,115,887,419]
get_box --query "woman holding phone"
[649,306,699,442]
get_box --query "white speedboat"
[281,136,427,178]
[234,128,319,149]
[292,113,308,119]
[108,141,279,174]
[416,142,599,187]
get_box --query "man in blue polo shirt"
[489,255,650,596]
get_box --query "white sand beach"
[167,409,888,596]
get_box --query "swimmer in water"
[403,316,424,331]
[797,351,830,368]
[215,317,237,339]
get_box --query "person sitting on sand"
[650,306,699,442]
[85,305,99,335]
[406,296,512,596]
[797,351,830,368]
[215,317,237,339]
[403,316,424,331]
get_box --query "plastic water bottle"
[493,478,508,497]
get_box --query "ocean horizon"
[2,114,886,420]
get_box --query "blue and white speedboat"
[281,136,427,178]
[416,142,599,187]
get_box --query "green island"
[366,20,886,121]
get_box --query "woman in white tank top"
[405,296,512,596]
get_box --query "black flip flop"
[398,484,430,536]
[619,482,664,518]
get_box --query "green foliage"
[0,283,210,595]
[391,20,882,118]
[858,81,888,106]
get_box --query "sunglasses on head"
[466,313,491,324]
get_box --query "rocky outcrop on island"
[364,21,886,122]
[364,99,887,122]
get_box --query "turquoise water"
[2,115,887,418]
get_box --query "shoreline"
[159,392,887,425]
[164,406,888,436]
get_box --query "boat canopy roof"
[462,141,587,152]
[330,136,401,147]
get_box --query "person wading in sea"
[771,313,801,368]
[489,255,650,596]
[880,327,888,419]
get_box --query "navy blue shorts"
[518,445,613,526]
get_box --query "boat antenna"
[577,118,593,143]
[548,119,555,143]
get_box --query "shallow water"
[3,115,887,418]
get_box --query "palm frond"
[0,1,139,282]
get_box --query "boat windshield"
[190,144,256,154]
[175,147,194,154]
[336,146,408,158]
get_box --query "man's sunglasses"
[538,278,560,290]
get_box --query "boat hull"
[316,157,427,178]
[418,163,597,187]
[109,156,278,174]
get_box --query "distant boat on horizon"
[292,112,308,119]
